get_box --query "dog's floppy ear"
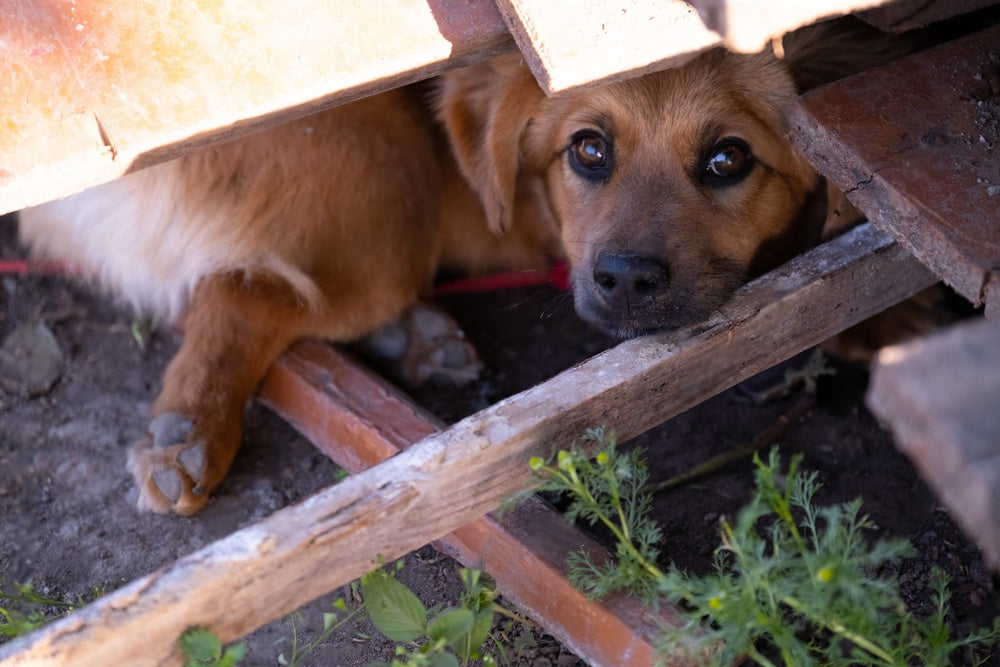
[436,54,545,235]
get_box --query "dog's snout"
[592,253,669,303]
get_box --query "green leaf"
[179,628,222,661]
[425,652,460,667]
[428,608,475,647]
[460,605,495,659]
[362,570,427,642]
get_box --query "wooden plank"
[0,224,936,666]
[684,0,890,52]
[493,0,720,94]
[0,0,512,215]
[789,24,1000,315]
[256,341,678,667]
[867,318,1000,568]
[858,0,999,32]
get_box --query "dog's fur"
[19,17,914,515]
[20,85,562,514]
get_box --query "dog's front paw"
[127,412,213,516]
[363,303,482,387]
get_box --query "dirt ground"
[1,211,998,666]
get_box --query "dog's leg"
[128,272,313,515]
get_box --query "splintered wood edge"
[684,0,891,52]
[867,319,1000,569]
[0,224,936,666]
[0,0,513,215]
[256,342,674,666]
[494,0,720,95]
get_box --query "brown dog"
[19,84,562,515]
[436,18,914,340]
[19,18,909,515]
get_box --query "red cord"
[433,261,569,295]
[0,258,571,293]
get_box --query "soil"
[1,211,998,666]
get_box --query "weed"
[176,564,527,667]
[0,579,99,641]
[529,432,1000,666]
[179,628,246,667]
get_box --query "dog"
[18,84,563,515]
[18,17,919,515]
[435,18,924,342]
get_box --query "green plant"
[364,563,501,667]
[0,579,98,641]
[179,628,246,667]
[529,433,1000,666]
[277,590,365,667]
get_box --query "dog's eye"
[568,130,613,181]
[702,138,753,184]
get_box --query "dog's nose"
[592,253,669,303]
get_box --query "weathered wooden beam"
[858,0,998,32]
[0,0,512,215]
[256,341,679,667]
[867,318,1000,569]
[0,224,935,666]
[493,0,719,94]
[789,24,1000,317]
[684,0,890,52]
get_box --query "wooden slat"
[0,0,512,215]
[789,24,1000,315]
[684,0,890,52]
[256,342,678,667]
[0,224,935,666]
[867,318,1000,568]
[493,0,719,94]
[858,0,998,32]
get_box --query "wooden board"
[858,0,999,32]
[867,318,1000,568]
[0,0,512,215]
[789,24,1000,316]
[685,0,890,52]
[493,0,720,94]
[256,341,679,667]
[0,224,936,666]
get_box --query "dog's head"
[438,46,847,337]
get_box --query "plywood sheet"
[0,0,512,214]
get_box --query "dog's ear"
[435,54,545,235]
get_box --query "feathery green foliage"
[530,433,1000,666]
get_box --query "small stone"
[0,320,64,397]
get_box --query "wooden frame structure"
[2,1,998,665]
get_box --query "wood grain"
[868,318,1000,569]
[0,224,935,666]
[257,342,681,667]
[789,24,1000,315]
[493,0,719,94]
[0,0,512,215]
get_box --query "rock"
[0,320,64,397]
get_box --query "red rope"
[433,262,569,295]
[0,259,571,293]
